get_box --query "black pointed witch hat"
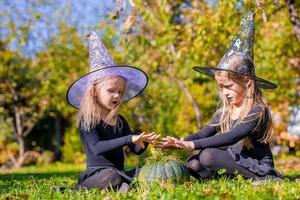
[193,10,277,89]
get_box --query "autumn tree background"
[0,0,299,168]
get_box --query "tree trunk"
[13,106,25,167]
[16,135,25,167]
[175,77,202,129]
[286,0,300,42]
[54,113,62,160]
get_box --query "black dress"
[78,115,147,185]
[184,104,281,177]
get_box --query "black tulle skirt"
[227,146,282,178]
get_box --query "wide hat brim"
[193,66,277,89]
[66,65,148,109]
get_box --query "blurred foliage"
[0,0,299,166]
[34,25,88,164]
[0,25,50,166]
[114,0,300,141]
[61,116,85,164]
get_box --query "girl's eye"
[223,84,233,89]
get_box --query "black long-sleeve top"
[79,115,147,170]
[184,105,274,162]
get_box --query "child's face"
[215,71,247,107]
[95,76,126,111]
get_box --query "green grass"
[0,162,299,200]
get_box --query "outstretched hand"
[157,136,195,151]
[156,136,180,149]
[132,132,160,149]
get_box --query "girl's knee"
[199,148,217,167]
[186,159,202,172]
[104,170,123,187]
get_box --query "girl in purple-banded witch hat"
[158,10,282,182]
[64,31,160,192]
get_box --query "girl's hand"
[132,132,160,149]
[175,140,195,151]
[158,136,195,151]
[156,136,181,149]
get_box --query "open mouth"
[112,100,119,106]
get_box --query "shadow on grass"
[0,172,80,180]
[283,174,300,181]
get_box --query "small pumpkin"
[138,160,190,184]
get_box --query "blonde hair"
[76,76,125,132]
[213,69,273,149]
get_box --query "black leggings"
[186,148,258,179]
[79,168,127,190]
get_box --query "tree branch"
[286,0,300,42]
[174,77,202,128]
[168,44,202,128]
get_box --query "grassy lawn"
[0,157,299,200]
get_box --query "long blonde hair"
[213,72,273,149]
[76,76,124,132]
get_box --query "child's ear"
[244,77,252,88]
[92,86,98,97]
